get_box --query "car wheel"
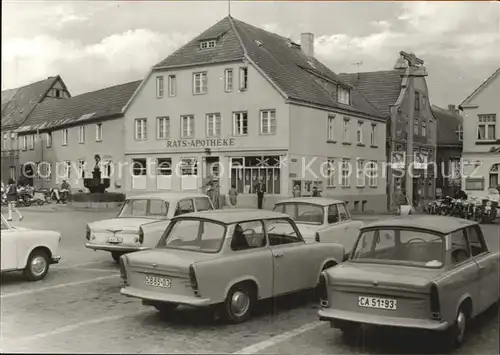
[153,302,179,316]
[111,251,124,264]
[223,284,255,324]
[445,307,468,349]
[340,323,362,345]
[23,249,50,281]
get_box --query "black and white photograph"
[1,1,499,354]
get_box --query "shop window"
[230,156,281,194]
[490,164,499,189]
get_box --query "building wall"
[461,73,500,196]
[18,118,125,192]
[289,104,387,212]
[123,61,290,208]
[388,74,438,207]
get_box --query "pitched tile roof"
[338,70,406,117]
[153,16,383,120]
[17,80,141,134]
[1,76,60,131]
[431,104,463,147]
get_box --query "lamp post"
[400,51,426,205]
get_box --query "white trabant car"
[1,213,62,281]
[273,197,363,257]
[120,209,345,323]
[85,192,214,263]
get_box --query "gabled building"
[432,104,463,197]
[123,16,388,211]
[459,67,500,196]
[16,80,141,191]
[339,56,438,210]
[1,76,70,183]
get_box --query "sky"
[2,1,499,108]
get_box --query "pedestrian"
[312,186,321,197]
[254,177,265,209]
[6,178,23,221]
[227,184,238,208]
[292,182,301,197]
[393,186,406,215]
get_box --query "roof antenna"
[351,60,363,78]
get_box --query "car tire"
[223,283,255,324]
[340,323,362,345]
[444,307,468,350]
[111,251,124,264]
[23,249,50,281]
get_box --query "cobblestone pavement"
[1,209,498,354]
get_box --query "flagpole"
[228,0,231,16]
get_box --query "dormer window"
[337,86,350,105]
[200,40,216,49]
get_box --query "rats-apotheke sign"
[166,138,236,149]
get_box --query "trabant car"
[85,192,214,263]
[273,197,363,256]
[1,213,61,281]
[120,209,345,323]
[318,216,500,348]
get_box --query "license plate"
[107,236,123,243]
[358,296,397,310]
[145,275,171,288]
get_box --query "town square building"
[340,56,438,209]
[1,76,70,184]
[16,80,140,192]
[123,16,388,211]
[460,68,500,197]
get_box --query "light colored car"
[120,209,345,323]
[273,197,363,256]
[318,215,500,349]
[1,213,62,281]
[85,192,214,263]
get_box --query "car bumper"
[120,286,212,307]
[318,308,449,331]
[85,243,149,252]
[51,256,62,264]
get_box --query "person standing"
[6,178,23,221]
[392,186,406,215]
[227,184,238,208]
[312,186,321,197]
[255,177,265,209]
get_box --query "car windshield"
[118,199,169,219]
[159,219,226,253]
[351,228,445,268]
[273,203,324,225]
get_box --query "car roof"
[276,197,345,206]
[361,215,478,234]
[127,192,209,201]
[173,209,291,224]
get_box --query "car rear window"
[351,228,444,268]
[119,199,169,218]
[273,203,323,225]
[159,219,226,253]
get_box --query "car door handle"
[274,253,284,258]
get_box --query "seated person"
[231,225,249,250]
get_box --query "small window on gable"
[200,40,216,49]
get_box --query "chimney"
[448,104,456,113]
[300,32,314,57]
